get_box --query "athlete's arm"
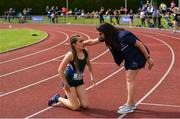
[85,50,95,86]
[135,40,154,70]
[58,51,73,92]
[83,38,102,46]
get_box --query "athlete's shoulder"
[65,51,73,61]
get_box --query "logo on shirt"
[131,61,138,68]
[120,43,129,51]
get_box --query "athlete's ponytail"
[69,34,81,77]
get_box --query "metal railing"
[0,14,177,30]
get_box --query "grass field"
[0,28,47,53]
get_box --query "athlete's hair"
[96,22,121,49]
[69,34,80,74]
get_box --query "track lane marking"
[0,28,94,64]
[0,30,93,78]
[1,26,177,118]
[0,31,68,64]
[0,49,109,98]
[24,67,124,119]
[140,102,180,108]
[0,55,65,78]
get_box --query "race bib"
[73,73,83,80]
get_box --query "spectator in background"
[51,12,55,23]
[4,11,7,21]
[159,2,167,15]
[170,1,176,10]
[62,6,67,16]
[152,7,159,27]
[114,9,120,25]
[54,6,59,23]
[165,11,172,28]
[173,7,180,33]
[74,8,78,20]
[120,6,125,14]
[128,9,134,27]
[157,9,163,28]
[81,9,85,17]
[46,5,49,13]
[23,8,27,23]
[47,10,51,23]
[140,10,146,27]
[68,9,73,15]
[107,8,113,24]
[99,6,105,23]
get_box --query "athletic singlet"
[69,49,88,74]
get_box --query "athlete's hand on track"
[63,83,71,93]
[147,57,154,70]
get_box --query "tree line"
[0,0,178,15]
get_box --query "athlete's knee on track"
[71,103,80,110]
[81,102,89,109]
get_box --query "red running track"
[0,24,180,118]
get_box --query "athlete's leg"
[173,20,177,32]
[125,69,140,106]
[58,87,80,110]
[76,84,89,109]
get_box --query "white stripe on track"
[140,102,180,108]
[0,74,59,97]
[0,49,109,98]
[25,67,124,119]
[118,33,175,118]
[0,31,68,64]
[0,55,65,78]
[138,31,180,41]
[0,30,92,78]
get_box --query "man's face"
[99,32,105,40]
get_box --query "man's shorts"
[124,54,146,70]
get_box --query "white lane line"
[138,31,180,41]
[0,55,65,78]
[0,74,59,97]
[140,102,180,108]
[0,92,4,95]
[0,30,92,78]
[0,31,68,64]
[24,67,124,119]
[118,33,175,118]
[0,49,109,98]
[0,29,90,64]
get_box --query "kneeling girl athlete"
[48,34,95,110]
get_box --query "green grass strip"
[0,28,47,53]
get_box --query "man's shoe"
[117,104,135,114]
[119,104,136,110]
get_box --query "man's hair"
[96,22,120,49]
